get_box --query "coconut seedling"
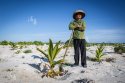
[95,44,104,62]
[37,39,64,78]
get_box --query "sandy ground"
[0,45,125,83]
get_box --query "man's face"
[75,13,82,20]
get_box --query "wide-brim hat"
[73,10,85,19]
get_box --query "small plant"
[23,49,32,53]
[114,45,125,54]
[10,42,18,50]
[19,45,23,49]
[105,58,116,62]
[15,50,21,54]
[95,44,104,62]
[37,39,64,78]
[6,68,14,72]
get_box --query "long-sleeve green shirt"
[69,20,86,39]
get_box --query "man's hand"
[74,27,79,30]
[74,24,83,30]
[78,25,83,30]
[75,24,82,28]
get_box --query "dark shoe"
[82,65,87,68]
[71,63,79,67]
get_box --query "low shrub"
[114,45,125,54]
[0,40,9,45]
[23,50,32,53]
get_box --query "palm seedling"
[37,39,64,78]
[95,44,104,62]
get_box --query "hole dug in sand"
[71,78,95,83]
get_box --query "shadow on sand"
[28,63,42,72]
[27,55,49,73]
[31,55,48,62]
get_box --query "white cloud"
[28,16,37,25]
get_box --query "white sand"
[0,45,125,83]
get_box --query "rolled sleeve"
[80,21,86,31]
[69,22,76,30]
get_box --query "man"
[69,10,87,68]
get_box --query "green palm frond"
[48,39,53,59]
[51,59,64,68]
[54,47,62,58]
[52,41,62,60]
[37,48,49,59]
[52,41,60,60]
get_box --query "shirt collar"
[74,19,82,23]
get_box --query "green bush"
[17,41,33,45]
[33,41,44,45]
[23,50,32,53]
[114,45,125,54]
[0,40,9,45]
[16,41,44,45]
[17,41,26,45]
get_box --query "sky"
[0,0,125,43]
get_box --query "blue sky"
[0,0,125,43]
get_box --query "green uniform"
[69,20,86,39]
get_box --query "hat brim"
[73,12,85,19]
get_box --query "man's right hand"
[74,27,79,30]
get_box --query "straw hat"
[73,10,85,19]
